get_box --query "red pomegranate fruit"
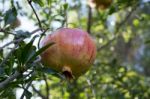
[40,28,96,79]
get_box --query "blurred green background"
[0,0,150,99]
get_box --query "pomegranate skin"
[40,28,96,78]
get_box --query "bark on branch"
[0,71,21,89]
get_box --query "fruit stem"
[62,66,75,80]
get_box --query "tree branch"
[20,81,32,99]
[0,54,40,90]
[0,71,21,89]
[0,28,44,51]
[87,6,92,34]
[0,38,23,51]
[43,74,50,99]
[27,0,43,30]
[30,28,44,34]
[38,28,49,49]
[32,85,47,99]
[0,29,15,35]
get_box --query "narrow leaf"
[38,67,65,79]
[32,0,44,7]
[21,36,38,64]
[29,42,55,62]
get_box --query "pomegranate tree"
[40,28,96,79]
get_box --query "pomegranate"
[40,28,96,79]
[88,0,112,9]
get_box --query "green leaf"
[108,5,116,15]
[25,46,36,64]
[28,42,55,62]
[32,0,44,7]
[0,88,16,98]
[39,67,65,79]
[4,7,17,26]
[14,41,26,65]
[14,36,37,65]
[133,19,139,27]
[145,39,150,44]
[47,0,52,5]
[21,36,37,64]
[63,3,68,10]
[5,54,15,75]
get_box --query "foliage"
[0,0,150,99]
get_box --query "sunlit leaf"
[133,19,139,27]
[32,0,44,7]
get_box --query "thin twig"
[43,74,50,99]
[0,28,43,51]
[23,70,35,79]
[64,0,68,27]
[30,28,43,34]
[0,71,21,89]
[87,6,92,34]
[0,28,42,35]
[0,38,23,51]
[27,0,43,30]
[0,29,15,35]
[32,85,47,99]
[38,28,49,49]
[20,81,32,99]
